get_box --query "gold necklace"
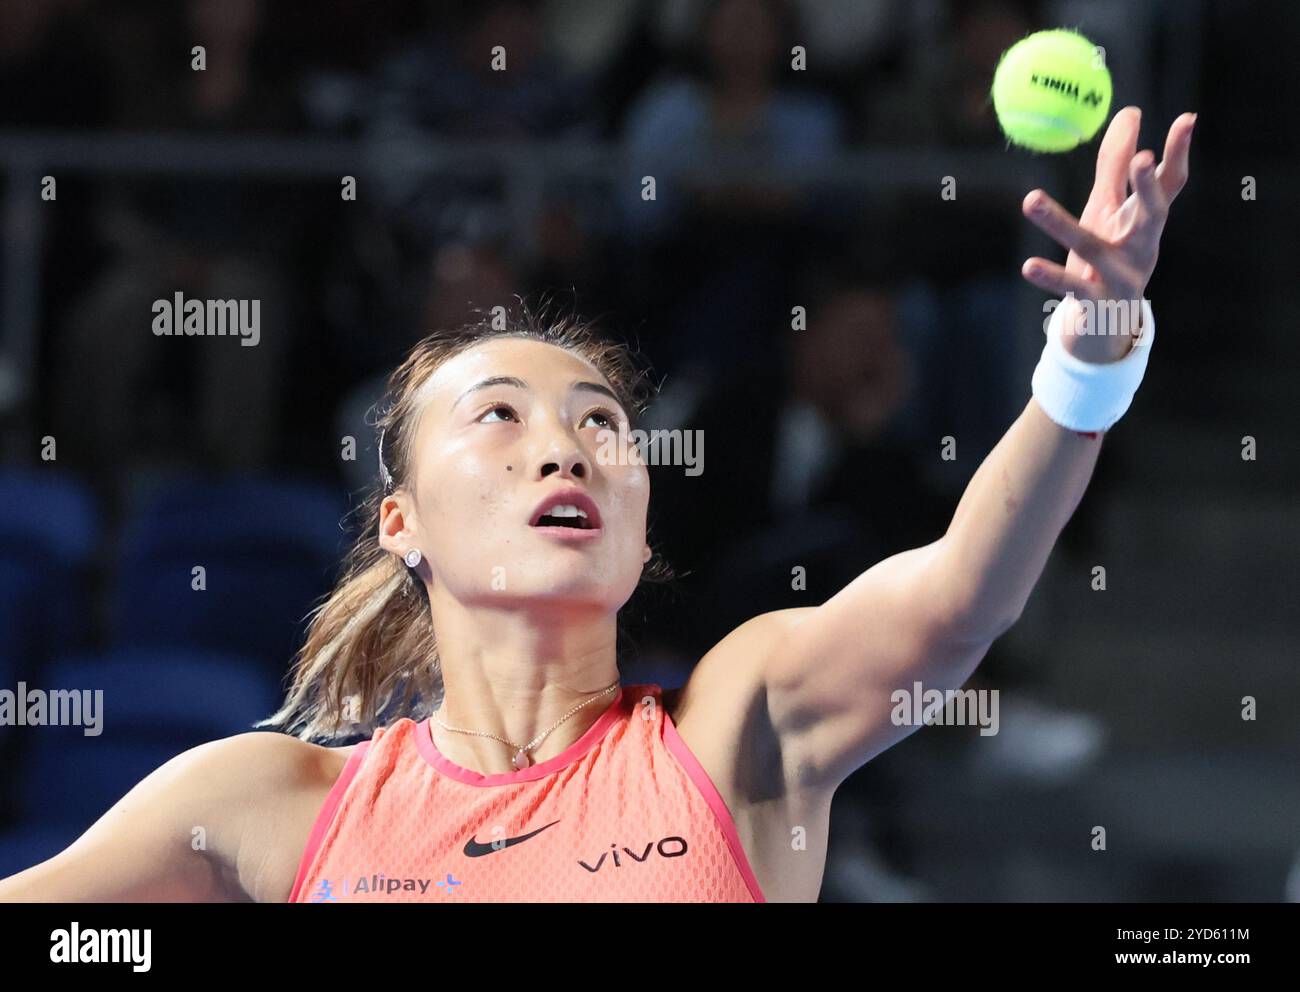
[430,681,620,771]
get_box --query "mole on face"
[506,465,513,471]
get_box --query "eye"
[479,404,519,424]
[581,408,621,430]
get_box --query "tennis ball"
[991,29,1113,152]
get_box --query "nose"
[539,451,589,481]
[535,429,592,482]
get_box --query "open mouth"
[528,489,603,533]
[533,505,596,530]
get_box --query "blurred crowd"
[3,0,1056,602]
[2,1,1058,444]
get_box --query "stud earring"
[404,548,423,568]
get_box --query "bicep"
[764,540,995,789]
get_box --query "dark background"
[0,0,1297,900]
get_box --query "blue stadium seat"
[110,474,348,665]
[0,469,100,567]
[0,559,43,686]
[0,559,44,766]
[10,648,284,832]
[0,824,84,880]
[0,470,100,682]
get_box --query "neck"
[426,590,621,775]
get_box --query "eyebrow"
[452,376,624,412]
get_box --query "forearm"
[923,104,1197,642]
[928,397,1105,640]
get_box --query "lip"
[528,487,604,540]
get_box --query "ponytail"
[255,488,443,742]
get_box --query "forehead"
[418,337,614,410]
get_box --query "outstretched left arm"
[721,109,1196,793]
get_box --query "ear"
[378,493,418,559]
[642,545,652,564]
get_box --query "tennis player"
[0,107,1194,902]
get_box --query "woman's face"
[382,338,651,616]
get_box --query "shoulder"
[0,732,359,902]
[177,732,359,901]
[679,608,815,706]
[178,732,355,799]
[666,609,816,793]
[169,732,358,845]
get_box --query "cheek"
[608,465,650,545]
[421,446,514,543]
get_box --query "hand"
[1020,107,1196,362]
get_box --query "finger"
[1022,189,1125,284]
[1091,106,1141,209]
[1021,257,1094,298]
[1155,111,1196,203]
[1129,149,1166,232]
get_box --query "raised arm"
[706,108,1196,794]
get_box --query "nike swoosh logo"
[463,819,561,857]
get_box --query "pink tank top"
[289,683,766,902]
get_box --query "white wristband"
[1030,297,1155,433]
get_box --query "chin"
[520,589,623,618]
[522,569,638,611]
